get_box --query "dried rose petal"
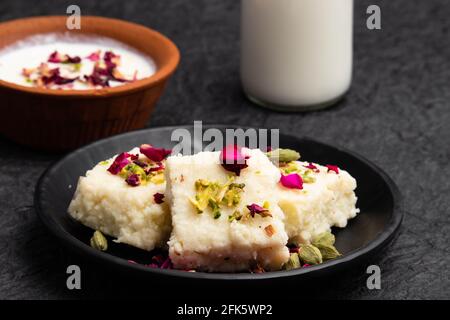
[302,264,311,268]
[219,145,249,176]
[289,247,300,253]
[48,51,81,64]
[146,162,164,174]
[153,193,165,204]
[125,174,141,187]
[104,51,120,64]
[48,51,62,63]
[140,144,172,162]
[326,165,339,174]
[107,152,131,175]
[247,203,270,218]
[133,160,148,168]
[86,51,101,62]
[160,257,172,269]
[41,67,78,86]
[65,55,81,64]
[304,163,320,173]
[280,173,303,189]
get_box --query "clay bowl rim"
[0,15,180,99]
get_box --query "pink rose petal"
[326,165,339,174]
[280,173,303,189]
[304,163,320,173]
[140,144,172,162]
[107,152,132,175]
[48,51,62,63]
[219,145,249,176]
[86,51,101,62]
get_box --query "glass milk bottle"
[241,0,354,111]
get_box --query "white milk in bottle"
[241,0,354,111]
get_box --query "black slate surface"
[0,0,449,300]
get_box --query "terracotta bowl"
[0,16,180,151]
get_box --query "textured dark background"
[0,0,449,300]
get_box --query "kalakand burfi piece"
[165,147,290,272]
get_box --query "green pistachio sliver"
[189,197,203,214]
[90,230,108,251]
[266,148,301,164]
[301,170,316,183]
[228,210,242,222]
[298,244,323,265]
[195,179,210,191]
[284,253,301,270]
[99,160,109,166]
[208,199,221,219]
[280,161,300,174]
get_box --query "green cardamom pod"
[265,148,300,163]
[90,230,108,251]
[284,253,301,270]
[298,244,323,265]
[318,244,341,261]
[312,231,335,248]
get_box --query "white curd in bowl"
[0,33,157,90]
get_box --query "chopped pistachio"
[99,160,109,166]
[222,183,245,207]
[228,210,243,222]
[284,253,301,270]
[301,170,316,184]
[298,244,323,265]
[280,161,300,175]
[266,148,301,164]
[189,197,204,214]
[195,179,210,191]
[72,63,82,72]
[208,199,221,219]
[190,178,245,219]
[90,230,108,251]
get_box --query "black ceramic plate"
[35,125,402,281]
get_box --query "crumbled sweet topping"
[21,50,139,89]
[106,147,166,186]
[219,145,249,176]
[189,176,245,219]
